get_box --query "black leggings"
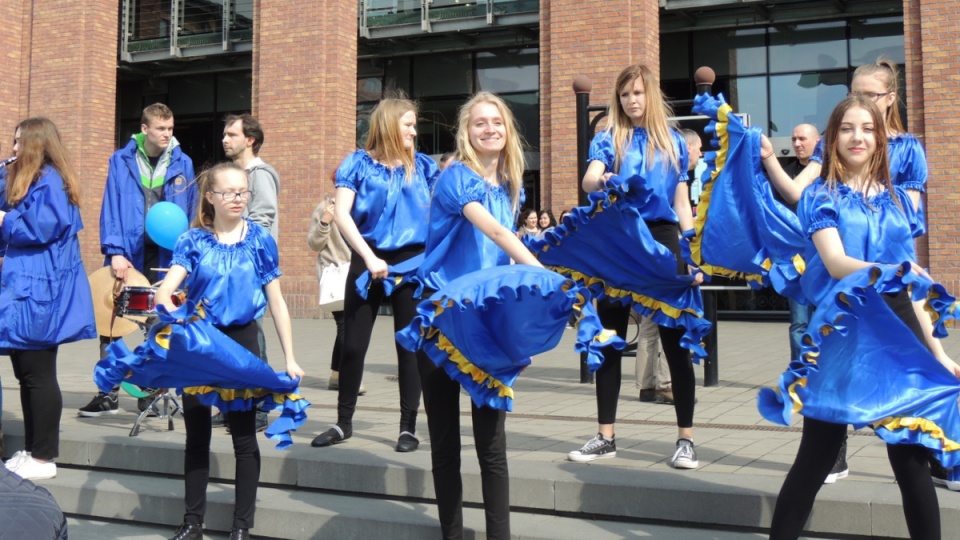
[594,221,697,428]
[417,350,510,539]
[769,291,940,540]
[181,322,261,529]
[330,310,345,372]
[10,347,61,460]
[337,244,423,434]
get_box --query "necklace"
[214,219,246,244]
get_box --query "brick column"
[0,0,118,272]
[913,0,960,293]
[540,0,660,213]
[254,0,358,318]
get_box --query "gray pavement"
[3,315,960,538]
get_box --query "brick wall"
[254,0,358,318]
[1,0,119,275]
[912,0,960,295]
[540,0,660,215]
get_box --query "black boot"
[229,528,250,540]
[170,522,203,540]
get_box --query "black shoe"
[229,528,250,540]
[824,438,849,484]
[211,411,228,428]
[255,411,269,433]
[78,392,119,417]
[170,522,203,540]
[311,425,351,447]
[395,431,419,453]
[138,396,160,417]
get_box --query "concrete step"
[6,424,960,538]
[53,468,772,540]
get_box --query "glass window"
[384,57,411,95]
[849,17,905,66]
[358,77,383,102]
[476,49,539,94]
[502,92,540,152]
[769,71,847,136]
[718,76,768,133]
[693,28,766,77]
[661,33,690,81]
[216,72,252,112]
[413,53,472,98]
[416,98,463,155]
[168,75,215,115]
[134,0,172,40]
[769,21,846,74]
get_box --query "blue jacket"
[100,138,197,271]
[0,166,96,350]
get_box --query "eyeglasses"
[209,190,252,202]
[847,91,892,102]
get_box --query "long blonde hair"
[852,58,905,135]
[821,96,899,212]
[365,97,417,182]
[6,118,81,206]
[604,64,680,174]
[192,161,248,230]
[454,92,526,213]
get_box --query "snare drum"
[114,286,185,318]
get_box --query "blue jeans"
[788,297,815,360]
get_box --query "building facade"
[1,0,956,317]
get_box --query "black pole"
[702,289,718,387]
[573,76,594,383]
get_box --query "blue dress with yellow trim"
[757,180,960,477]
[397,162,622,411]
[523,130,711,359]
[94,220,309,449]
[688,93,807,300]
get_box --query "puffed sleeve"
[588,131,615,170]
[894,186,926,238]
[170,229,203,274]
[252,225,282,285]
[416,152,441,191]
[334,150,367,192]
[890,135,927,193]
[434,164,488,216]
[798,183,839,238]
[672,130,690,186]
[1,171,75,247]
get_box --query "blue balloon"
[145,201,189,250]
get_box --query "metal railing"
[360,0,538,38]
[122,0,254,63]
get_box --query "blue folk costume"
[0,166,96,351]
[690,93,960,479]
[397,162,621,411]
[95,220,309,449]
[524,129,711,360]
[336,150,439,296]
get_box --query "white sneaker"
[13,456,57,480]
[669,438,700,469]
[4,450,31,472]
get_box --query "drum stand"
[128,320,183,437]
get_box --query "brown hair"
[820,96,899,211]
[366,97,417,182]
[852,58,905,135]
[604,64,680,173]
[454,92,526,213]
[224,113,265,154]
[6,117,81,207]
[192,161,248,230]
[141,103,174,127]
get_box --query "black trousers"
[417,350,510,540]
[594,220,697,428]
[337,244,422,434]
[330,310,345,372]
[10,347,60,460]
[181,321,261,529]
[769,291,941,540]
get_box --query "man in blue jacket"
[78,103,198,417]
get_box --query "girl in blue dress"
[767,96,958,540]
[1,117,96,481]
[414,91,542,540]
[567,64,704,469]
[761,58,926,214]
[311,97,439,452]
[154,162,304,540]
